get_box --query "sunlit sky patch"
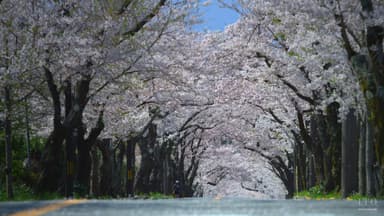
[193,0,240,32]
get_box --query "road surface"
[1,198,383,216]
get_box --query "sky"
[193,0,240,32]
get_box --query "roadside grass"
[294,185,341,200]
[0,184,62,201]
[294,185,384,200]
[136,192,174,200]
[1,186,173,201]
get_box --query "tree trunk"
[310,115,325,185]
[307,155,316,189]
[292,130,306,191]
[359,117,366,195]
[38,67,65,192]
[126,138,136,197]
[76,126,89,195]
[38,127,66,192]
[64,79,74,198]
[99,138,114,196]
[112,142,125,196]
[4,86,13,199]
[90,144,100,197]
[341,109,359,198]
[136,123,157,193]
[325,102,342,192]
[366,116,375,196]
[24,98,31,168]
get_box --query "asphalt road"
[1,198,383,216]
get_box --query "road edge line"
[9,199,87,216]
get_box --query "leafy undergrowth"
[88,192,175,200]
[0,184,177,201]
[137,192,174,200]
[294,185,383,200]
[0,184,62,201]
[294,185,341,200]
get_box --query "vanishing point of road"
[1,198,383,216]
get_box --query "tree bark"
[310,115,325,185]
[24,98,31,168]
[136,123,157,193]
[359,117,366,195]
[341,109,359,198]
[366,116,375,196]
[4,86,14,199]
[99,138,114,196]
[90,144,100,197]
[78,110,104,194]
[64,79,74,198]
[126,137,136,197]
[325,102,342,192]
[38,67,65,192]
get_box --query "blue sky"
[193,0,240,32]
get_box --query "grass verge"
[0,184,62,201]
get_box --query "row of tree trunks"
[355,110,378,197]
[293,103,341,194]
[347,0,384,196]
[135,123,179,195]
[39,68,105,195]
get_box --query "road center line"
[9,199,87,216]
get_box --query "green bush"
[148,192,174,199]
[294,185,341,200]
[0,184,61,201]
[135,192,174,200]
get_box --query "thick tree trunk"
[71,78,91,193]
[64,79,75,198]
[112,142,125,196]
[310,115,325,185]
[38,67,65,192]
[325,103,342,192]
[39,127,66,192]
[126,138,136,197]
[136,123,157,193]
[99,139,115,196]
[24,98,31,168]
[359,117,366,195]
[366,117,375,196]
[90,144,100,197]
[4,86,13,199]
[314,113,336,192]
[307,155,316,189]
[341,109,359,198]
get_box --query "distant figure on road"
[173,180,182,198]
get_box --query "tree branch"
[179,107,210,132]
[276,74,315,105]
[116,0,134,15]
[85,109,105,148]
[43,66,61,130]
[122,0,166,37]
[334,13,356,59]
